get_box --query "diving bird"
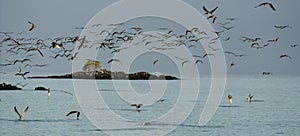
[279,54,292,59]
[254,2,276,11]
[247,94,254,103]
[66,111,80,120]
[28,21,36,31]
[228,95,233,106]
[14,106,29,120]
[131,104,143,112]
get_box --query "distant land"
[28,69,179,80]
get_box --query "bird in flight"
[153,59,159,66]
[267,37,279,42]
[262,72,272,75]
[254,2,276,11]
[15,67,30,79]
[107,59,122,65]
[52,42,65,49]
[203,6,218,23]
[279,54,292,59]
[230,61,235,68]
[181,60,189,67]
[14,106,29,120]
[290,44,299,48]
[274,25,292,29]
[66,111,80,120]
[28,21,36,31]
[131,103,143,112]
[13,58,31,65]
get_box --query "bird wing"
[36,49,44,57]
[130,104,138,107]
[182,60,189,66]
[254,3,264,8]
[153,60,159,65]
[78,35,86,50]
[212,16,217,23]
[211,6,218,13]
[268,3,276,11]
[195,60,203,64]
[107,59,114,64]
[66,111,78,116]
[29,25,34,31]
[22,106,29,117]
[14,107,22,120]
[23,71,30,76]
[77,112,80,118]
[202,6,209,13]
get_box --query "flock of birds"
[227,94,255,107]
[0,1,298,123]
[12,88,80,121]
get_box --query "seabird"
[15,67,30,80]
[13,58,31,65]
[28,21,36,31]
[228,95,233,106]
[195,59,203,64]
[203,6,218,23]
[181,60,189,67]
[274,25,292,29]
[247,94,254,103]
[52,42,64,49]
[107,59,122,65]
[66,111,80,120]
[48,88,51,97]
[230,61,235,68]
[156,99,166,102]
[153,59,159,66]
[290,44,299,48]
[262,72,272,75]
[279,54,292,59]
[14,106,29,120]
[254,2,276,11]
[77,35,86,50]
[143,122,151,126]
[267,37,279,42]
[131,104,143,112]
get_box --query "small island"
[29,69,179,80]
[0,83,22,90]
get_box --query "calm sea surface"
[0,75,299,136]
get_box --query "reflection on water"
[0,76,300,135]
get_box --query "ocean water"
[0,75,299,136]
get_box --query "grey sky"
[0,0,299,77]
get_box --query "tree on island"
[82,60,102,73]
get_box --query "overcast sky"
[0,0,299,77]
